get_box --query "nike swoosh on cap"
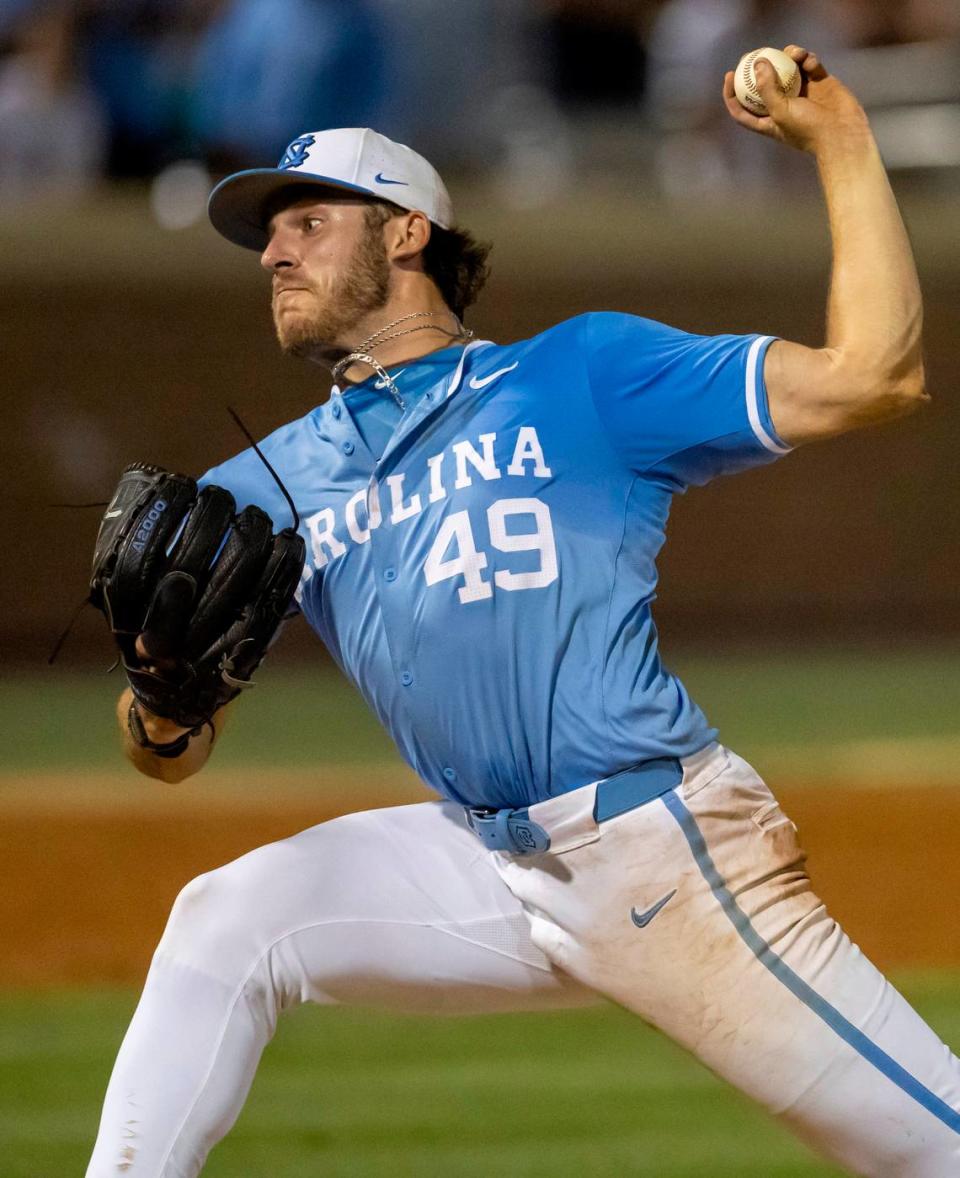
[468,363,519,390]
[375,172,409,186]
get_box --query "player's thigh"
[666,754,960,1174]
[157,798,594,1015]
[497,749,960,1173]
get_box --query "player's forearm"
[817,129,926,404]
[116,688,225,784]
[727,48,928,441]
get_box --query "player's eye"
[303,216,325,232]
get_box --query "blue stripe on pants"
[662,788,960,1134]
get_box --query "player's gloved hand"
[90,462,305,728]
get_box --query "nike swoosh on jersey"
[375,172,408,186]
[630,889,677,929]
[468,362,519,390]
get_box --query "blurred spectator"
[78,0,214,177]
[367,0,509,169]
[538,0,651,109]
[191,0,387,171]
[0,1,107,202]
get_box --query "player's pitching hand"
[723,46,869,154]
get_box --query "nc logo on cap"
[278,135,315,170]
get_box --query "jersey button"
[341,440,355,456]
[442,767,457,783]
[384,567,397,582]
[331,401,342,419]
[400,671,413,686]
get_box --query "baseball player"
[86,48,960,1176]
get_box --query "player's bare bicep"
[764,339,928,446]
[764,339,855,446]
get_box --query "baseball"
[734,46,801,115]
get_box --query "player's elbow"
[893,365,929,412]
[857,363,929,426]
[827,353,928,434]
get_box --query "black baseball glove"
[90,462,305,728]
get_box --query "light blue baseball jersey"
[201,312,790,809]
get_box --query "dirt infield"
[3,772,959,986]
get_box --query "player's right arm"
[723,46,928,446]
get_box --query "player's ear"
[387,211,431,264]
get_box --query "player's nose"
[260,230,296,271]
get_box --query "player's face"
[261,194,391,356]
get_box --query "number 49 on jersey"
[423,498,558,604]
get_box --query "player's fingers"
[721,69,741,112]
[752,58,788,116]
[801,52,828,81]
[722,70,770,130]
[784,43,828,81]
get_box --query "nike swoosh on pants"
[630,889,677,928]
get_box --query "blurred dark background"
[3,0,960,662]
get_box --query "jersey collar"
[373,339,495,470]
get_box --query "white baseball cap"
[207,127,454,251]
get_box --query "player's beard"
[272,223,391,358]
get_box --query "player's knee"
[157,847,293,976]
[165,868,231,940]
[155,821,357,977]
[157,865,244,971]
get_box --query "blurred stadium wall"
[4,182,957,662]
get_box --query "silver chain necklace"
[331,310,473,409]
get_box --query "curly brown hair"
[364,201,491,320]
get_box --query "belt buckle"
[466,806,550,854]
[502,811,551,853]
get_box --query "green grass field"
[10,643,960,782]
[5,972,960,1177]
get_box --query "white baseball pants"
[87,745,960,1176]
